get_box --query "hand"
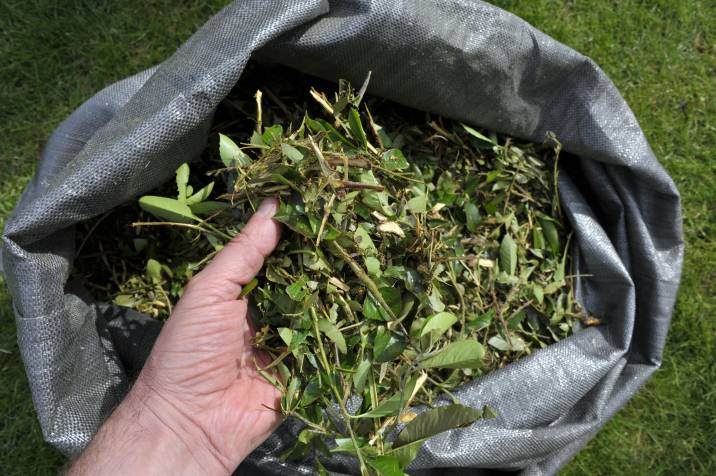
[69,198,283,475]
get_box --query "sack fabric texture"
[2,1,683,474]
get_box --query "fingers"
[183,198,281,306]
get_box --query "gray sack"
[2,1,683,474]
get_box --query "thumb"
[183,198,282,306]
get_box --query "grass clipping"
[126,79,585,473]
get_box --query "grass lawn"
[1,0,714,474]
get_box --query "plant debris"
[73,64,589,475]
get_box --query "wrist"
[69,378,233,476]
[122,377,234,475]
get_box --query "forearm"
[68,379,231,476]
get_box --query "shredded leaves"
[73,65,594,475]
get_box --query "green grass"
[1,0,714,474]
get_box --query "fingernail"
[256,198,278,218]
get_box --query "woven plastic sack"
[2,1,683,474]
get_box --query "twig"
[330,242,397,321]
[131,221,232,241]
[316,193,335,247]
[334,180,385,191]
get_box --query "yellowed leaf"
[400,411,418,424]
[377,221,405,238]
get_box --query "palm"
[145,298,281,463]
[138,200,283,468]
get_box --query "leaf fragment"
[139,196,198,223]
[419,339,485,369]
[318,319,347,354]
[377,221,405,238]
[219,133,251,167]
[394,403,484,448]
[420,312,458,338]
[500,234,518,276]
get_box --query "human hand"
[70,198,283,475]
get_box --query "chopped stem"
[255,90,263,133]
[334,180,385,191]
[315,193,336,247]
[310,308,368,474]
[330,242,397,321]
[131,221,232,241]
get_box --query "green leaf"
[189,200,229,216]
[347,107,368,148]
[532,224,545,250]
[274,201,314,238]
[467,311,493,331]
[363,296,385,321]
[205,233,224,251]
[332,437,369,453]
[544,280,563,295]
[461,123,494,144]
[464,202,481,232]
[360,171,393,216]
[486,170,501,184]
[298,428,321,446]
[359,392,403,418]
[281,143,304,163]
[374,124,393,148]
[176,163,190,202]
[394,404,484,448]
[427,286,445,313]
[219,133,251,167]
[539,218,560,256]
[366,455,404,476]
[436,173,459,205]
[262,124,284,145]
[186,181,215,205]
[250,130,265,147]
[420,312,458,338]
[364,256,381,276]
[356,374,420,418]
[305,116,326,133]
[500,234,518,276]
[353,360,371,393]
[278,327,293,347]
[354,225,378,255]
[391,441,421,469]
[133,238,148,253]
[315,118,354,148]
[286,276,310,301]
[379,287,403,317]
[405,193,427,213]
[533,285,544,305]
[373,329,406,363]
[285,376,302,409]
[239,277,259,297]
[145,258,162,283]
[490,334,526,352]
[555,242,569,282]
[114,294,137,307]
[419,339,485,369]
[382,148,409,170]
[318,319,347,354]
[301,377,321,406]
[139,196,198,224]
[487,335,509,351]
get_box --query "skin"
[69,198,283,475]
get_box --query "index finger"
[183,198,282,306]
